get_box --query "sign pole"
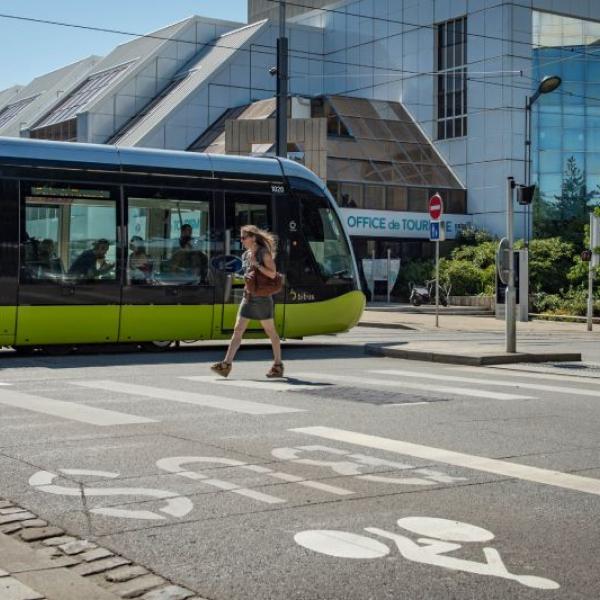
[387,248,391,304]
[371,248,376,302]
[429,193,444,329]
[587,212,596,332]
[506,177,516,353]
[435,239,440,328]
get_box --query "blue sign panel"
[211,254,243,273]
[429,221,440,241]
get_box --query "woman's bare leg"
[260,318,282,364]
[223,316,250,364]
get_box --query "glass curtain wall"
[532,11,600,239]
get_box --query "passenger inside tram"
[128,236,152,284]
[36,239,63,278]
[22,236,64,280]
[168,224,208,283]
[68,238,114,280]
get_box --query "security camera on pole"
[429,193,445,328]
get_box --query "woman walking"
[211,225,284,378]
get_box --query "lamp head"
[538,75,562,95]
[530,75,562,105]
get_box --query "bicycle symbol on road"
[295,516,559,590]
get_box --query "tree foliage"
[534,156,598,247]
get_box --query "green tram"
[0,138,364,353]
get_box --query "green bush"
[526,237,575,294]
[450,240,497,270]
[395,259,433,298]
[567,255,589,288]
[439,259,485,296]
[533,289,600,316]
[455,225,496,246]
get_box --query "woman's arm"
[257,252,277,279]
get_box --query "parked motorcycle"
[409,280,450,307]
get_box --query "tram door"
[220,192,282,333]
[119,187,215,343]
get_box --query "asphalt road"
[1,330,599,599]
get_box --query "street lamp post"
[524,75,562,243]
[275,0,288,158]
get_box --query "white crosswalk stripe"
[71,380,304,415]
[0,388,155,426]
[371,369,600,398]
[292,426,600,497]
[294,372,534,401]
[455,366,600,386]
[182,376,320,392]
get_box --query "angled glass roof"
[324,96,463,189]
[32,63,130,129]
[188,94,462,190]
[0,95,39,129]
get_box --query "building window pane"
[386,186,408,211]
[407,187,428,212]
[339,183,363,207]
[364,185,386,210]
[437,16,467,140]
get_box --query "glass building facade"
[532,11,600,218]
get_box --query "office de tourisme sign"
[338,208,472,240]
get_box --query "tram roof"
[0,137,325,189]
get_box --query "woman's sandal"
[266,362,284,379]
[211,361,232,378]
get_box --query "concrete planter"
[448,295,494,308]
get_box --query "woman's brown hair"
[241,225,277,258]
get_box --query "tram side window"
[228,199,270,260]
[23,187,117,283]
[127,196,211,285]
[299,188,355,281]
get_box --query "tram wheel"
[12,346,37,355]
[140,341,173,352]
[42,345,73,356]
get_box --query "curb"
[365,344,582,366]
[357,322,417,331]
[0,497,205,600]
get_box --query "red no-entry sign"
[429,193,443,221]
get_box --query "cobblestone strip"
[0,497,205,600]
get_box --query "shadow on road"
[0,340,365,370]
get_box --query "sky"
[0,0,248,90]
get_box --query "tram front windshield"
[296,181,355,282]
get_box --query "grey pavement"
[0,329,600,599]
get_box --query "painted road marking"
[29,469,192,520]
[0,389,155,426]
[372,369,600,398]
[455,366,600,386]
[291,426,600,497]
[296,517,559,590]
[182,376,321,392]
[267,471,354,496]
[272,445,466,486]
[156,456,353,502]
[295,372,534,401]
[71,381,304,415]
